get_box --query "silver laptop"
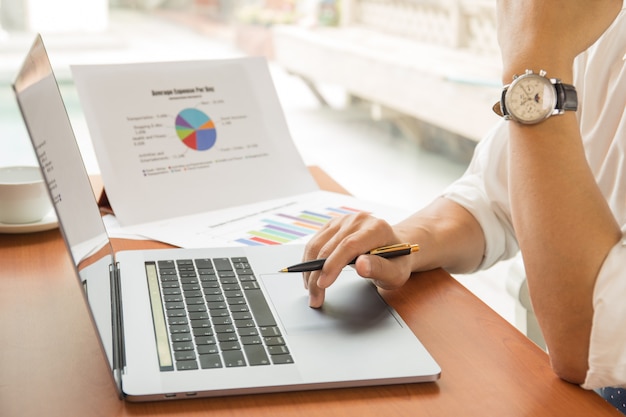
[13,35,440,401]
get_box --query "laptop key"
[237,327,259,337]
[189,311,209,320]
[173,341,194,351]
[190,319,211,329]
[212,316,232,326]
[187,305,207,313]
[222,350,246,367]
[235,319,255,329]
[238,274,256,282]
[166,310,186,319]
[232,311,253,321]
[268,345,290,355]
[194,258,214,269]
[240,281,260,290]
[197,344,219,355]
[244,289,277,327]
[199,272,217,280]
[224,289,243,298]
[194,335,216,345]
[207,302,227,310]
[271,354,294,365]
[167,316,188,326]
[227,297,246,306]
[209,309,230,318]
[228,304,249,313]
[244,344,270,366]
[157,260,176,269]
[217,333,238,343]
[259,326,281,337]
[165,301,185,310]
[184,290,203,298]
[241,335,262,345]
[170,324,190,334]
[164,294,183,303]
[199,354,223,369]
[175,351,196,361]
[160,274,178,282]
[264,336,285,346]
[213,258,232,271]
[176,360,199,371]
[215,324,235,334]
[171,333,192,343]
[220,341,241,351]
[222,284,242,292]
[193,327,214,337]
[203,287,222,295]
[185,298,204,306]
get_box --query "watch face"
[505,74,557,124]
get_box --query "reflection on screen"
[13,35,118,372]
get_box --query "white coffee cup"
[0,166,53,224]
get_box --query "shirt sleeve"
[443,122,520,272]
[579,7,626,390]
[583,234,626,390]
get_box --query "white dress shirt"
[443,8,626,390]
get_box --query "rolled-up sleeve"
[583,234,626,390]
[443,122,520,272]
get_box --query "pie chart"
[175,108,217,151]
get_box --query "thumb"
[354,255,405,290]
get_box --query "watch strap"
[493,88,508,117]
[556,83,578,112]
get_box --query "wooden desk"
[0,168,620,417]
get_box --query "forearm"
[393,197,486,274]
[508,114,621,383]
[496,0,623,384]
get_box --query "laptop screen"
[13,35,120,381]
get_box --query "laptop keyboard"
[145,257,294,371]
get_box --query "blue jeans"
[599,387,626,415]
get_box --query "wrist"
[501,55,575,85]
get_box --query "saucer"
[0,211,58,234]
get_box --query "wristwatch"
[492,70,578,124]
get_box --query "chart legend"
[175,108,217,151]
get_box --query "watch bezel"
[504,72,559,125]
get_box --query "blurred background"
[1,1,536,344]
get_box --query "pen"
[279,243,419,273]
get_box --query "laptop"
[13,35,440,401]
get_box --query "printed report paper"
[71,58,408,248]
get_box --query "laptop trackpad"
[260,270,401,335]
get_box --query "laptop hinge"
[110,261,126,396]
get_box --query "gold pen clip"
[368,243,419,255]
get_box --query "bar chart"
[234,206,364,246]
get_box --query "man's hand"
[496,0,623,81]
[303,212,411,308]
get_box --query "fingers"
[302,213,403,307]
[306,274,326,308]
